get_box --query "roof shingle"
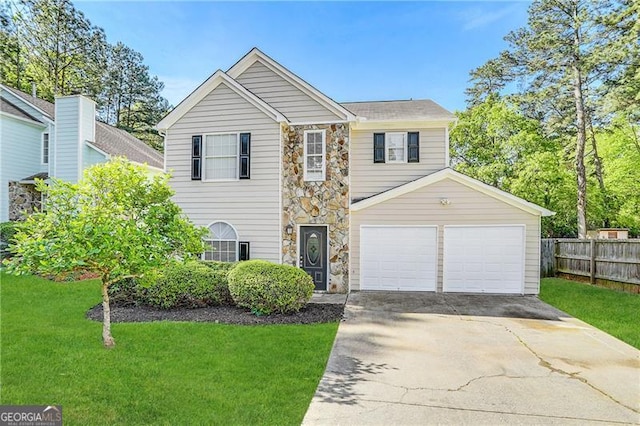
[341,99,455,122]
[1,97,42,123]
[1,85,163,169]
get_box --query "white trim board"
[227,48,356,122]
[350,168,555,217]
[0,111,46,127]
[156,70,288,131]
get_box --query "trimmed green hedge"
[200,260,237,274]
[228,260,314,315]
[142,261,233,309]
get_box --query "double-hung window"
[386,132,406,163]
[372,132,419,163]
[204,134,238,180]
[42,133,49,165]
[304,130,325,181]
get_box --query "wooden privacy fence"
[541,239,640,292]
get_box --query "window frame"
[303,129,326,182]
[42,132,49,165]
[202,221,239,262]
[202,132,241,182]
[385,132,407,163]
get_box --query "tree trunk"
[573,7,588,239]
[101,281,115,348]
[588,118,609,227]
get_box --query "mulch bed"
[86,302,344,325]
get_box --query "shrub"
[142,261,232,309]
[0,221,17,242]
[200,260,237,274]
[228,260,314,315]
[108,277,142,306]
[0,221,18,259]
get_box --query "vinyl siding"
[165,82,281,262]
[351,128,448,200]
[0,89,47,121]
[235,60,342,123]
[83,144,107,169]
[54,97,80,181]
[351,178,541,294]
[0,115,46,221]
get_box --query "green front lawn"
[0,273,338,425]
[540,278,640,349]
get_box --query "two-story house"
[157,48,553,295]
[0,85,164,221]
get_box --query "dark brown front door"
[300,226,327,291]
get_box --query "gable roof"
[1,97,43,123]
[342,99,456,122]
[227,48,356,122]
[156,69,287,131]
[351,168,555,217]
[94,122,163,169]
[2,85,55,119]
[1,85,163,169]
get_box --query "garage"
[360,226,437,291]
[443,225,525,294]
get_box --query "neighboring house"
[157,48,554,295]
[594,228,629,240]
[0,85,164,221]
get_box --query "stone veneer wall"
[282,123,349,293]
[8,181,41,221]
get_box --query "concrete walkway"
[304,292,640,425]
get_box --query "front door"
[300,226,328,291]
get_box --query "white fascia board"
[1,84,54,121]
[351,168,555,217]
[156,69,287,132]
[0,111,46,127]
[227,48,356,122]
[84,141,110,158]
[351,118,456,131]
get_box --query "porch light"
[285,224,294,235]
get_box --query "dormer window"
[373,132,419,163]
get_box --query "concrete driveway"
[304,292,640,425]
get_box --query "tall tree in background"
[2,0,169,151]
[12,0,106,99]
[0,1,25,89]
[467,0,632,238]
[98,42,167,150]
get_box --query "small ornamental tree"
[5,158,205,347]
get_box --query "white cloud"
[458,4,523,31]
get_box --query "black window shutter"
[239,133,251,179]
[408,132,419,163]
[239,242,250,261]
[191,135,202,180]
[373,133,385,163]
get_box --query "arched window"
[203,221,238,262]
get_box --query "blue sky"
[75,1,531,112]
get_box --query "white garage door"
[443,225,525,294]
[360,226,437,291]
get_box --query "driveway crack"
[355,397,636,425]
[456,316,639,415]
